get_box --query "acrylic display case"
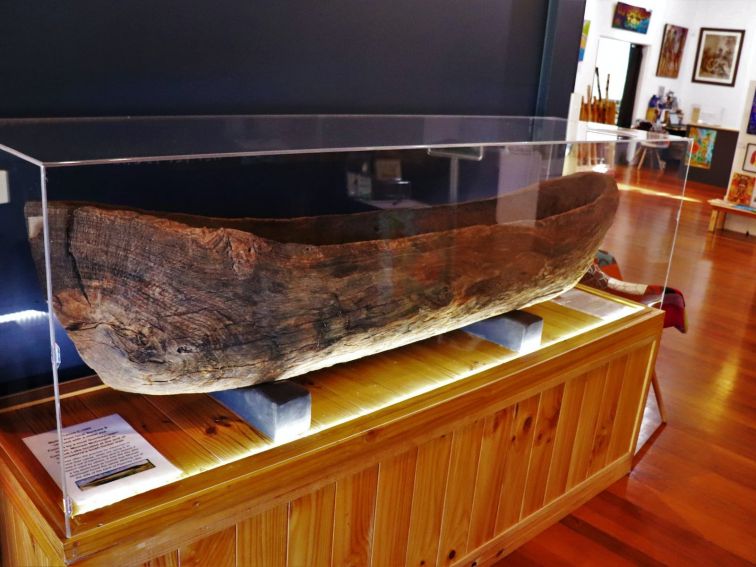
[0,116,689,564]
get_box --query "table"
[707,199,756,232]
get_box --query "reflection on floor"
[499,168,756,565]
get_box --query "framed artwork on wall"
[727,172,756,205]
[742,144,756,174]
[692,28,745,87]
[656,24,688,78]
[747,91,756,135]
[688,126,717,169]
[612,2,651,34]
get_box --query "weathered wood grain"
[27,172,618,393]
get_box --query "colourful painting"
[688,127,717,169]
[727,173,755,205]
[692,28,745,87]
[747,91,756,135]
[579,20,590,62]
[742,144,756,174]
[656,24,688,78]
[612,2,651,34]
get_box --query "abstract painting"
[612,2,651,34]
[747,91,756,135]
[688,127,717,169]
[727,173,755,205]
[656,24,688,78]
[692,28,745,87]
[742,143,756,174]
[579,20,590,62]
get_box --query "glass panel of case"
[0,116,690,528]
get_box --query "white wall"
[576,0,756,129]
[724,79,756,233]
[593,37,631,101]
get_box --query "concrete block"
[211,380,311,442]
[464,310,543,353]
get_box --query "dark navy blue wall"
[0,1,554,117]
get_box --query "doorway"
[593,37,644,128]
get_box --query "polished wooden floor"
[499,168,756,565]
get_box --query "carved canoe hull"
[27,171,618,394]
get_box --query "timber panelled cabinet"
[0,288,663,566]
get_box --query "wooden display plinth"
[0,288,662,566]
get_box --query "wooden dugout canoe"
[27,171,618,394]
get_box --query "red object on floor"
[583,251,687,333]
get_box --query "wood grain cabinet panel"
[0,498,58,567]
[178,527,235,567]
[495,394,541,532]
[436,420,486,566]
[288,484,336,567]
[237,505,288,567]
[468,406,517,549]
[332,466,378,567]
[521,383,564,518]
[372,449,418,567]
[406,434,453,567]
[141,551,179,567]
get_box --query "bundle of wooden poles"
[577,71,617,166]
[580,88,617,124]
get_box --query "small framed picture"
[742,143,756,174]
[692,28,745,87]
[656,24,688,78]
[727,172,756,205]
[612,2,651,34]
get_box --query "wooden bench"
[708,198,756,232]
